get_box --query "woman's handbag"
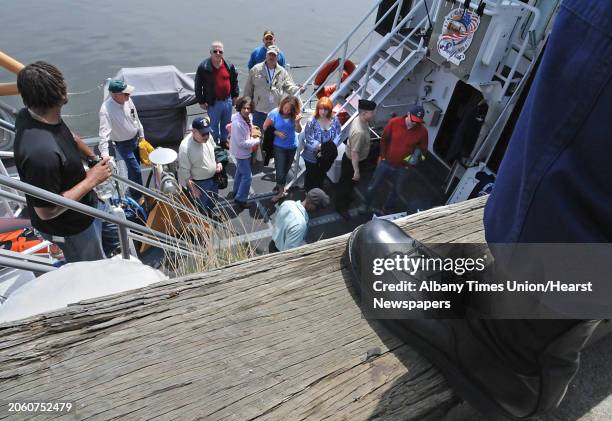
[317,140,338,173]
[262,125,275,166]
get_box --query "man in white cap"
[244,45,305,129]
[98,79,144,200]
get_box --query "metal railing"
[492,0,541,100]
[298,0,408,108]
[0,175,206,262]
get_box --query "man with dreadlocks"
[13,61,119,263]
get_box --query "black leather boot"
[346,219,600,420]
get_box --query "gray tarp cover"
[113,66,196,145]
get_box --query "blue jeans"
[41,201,120,263]
[252,111,267,130]
[274,146,296,186]
[364,160,406,210]
[233,158,252,202]
[193,177,218,211]
[114,136,143,200]
[208,97,233,143]
[94,201,121,257]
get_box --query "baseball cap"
[266,45,280,56]
[408,104,425,123]
[263,30,275,38]
[108,79,135,94]
[306,188,330,209]
[192,117,211,135]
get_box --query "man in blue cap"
[99,79,144,200]
[359,104,428,215]
[177,117,224,213]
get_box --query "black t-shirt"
[14,108,95,236]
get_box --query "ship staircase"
[287,0,441,189]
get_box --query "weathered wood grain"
[0,196,487,420]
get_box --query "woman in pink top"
[230,96,261,208]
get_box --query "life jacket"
[138,138,155,166]
[0,228,49,254]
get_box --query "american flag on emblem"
[441,10,480,42]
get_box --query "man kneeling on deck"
[269,188,330,252]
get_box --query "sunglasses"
[211,49,224,55]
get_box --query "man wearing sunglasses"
[194,41,239,150]
[248,30,286,70]
[359,104,428,215]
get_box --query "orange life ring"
[314,59,356,99]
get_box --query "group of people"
[185,32,430,221]
[11,28,432,261]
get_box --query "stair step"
[377,50,402,68]
[390,32,422,49]
[372,72,386,84]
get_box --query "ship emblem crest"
[437,8,481,65]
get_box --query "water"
[2,0,373,137]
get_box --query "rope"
[67,81,106,96]
[61,111,99,118]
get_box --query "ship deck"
[206,145,450,255]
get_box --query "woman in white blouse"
[229,96,261,208]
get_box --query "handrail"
[0,51,25,97]
[0,187,200,260]
[111,173,232,234]
[496,0,540,99]
[0,175,205,260]
[0,255,55,274]
[0,118,14,134]
[0,101,17,117]
[299,0,406,107]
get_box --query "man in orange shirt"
[359,104,428,214]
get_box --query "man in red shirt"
[359,104,428,214]
[194,41,239,149]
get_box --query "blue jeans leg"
[114,137,143,200]
[193,178,219,211]
[383,166,405,210]
[233,158,252,202]
[274,146,296,186]
[41,222,104,263]
[208,98,233,143]
[93,201,120,257]
[364,160,392,207]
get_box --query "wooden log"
[0,197,488,420]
